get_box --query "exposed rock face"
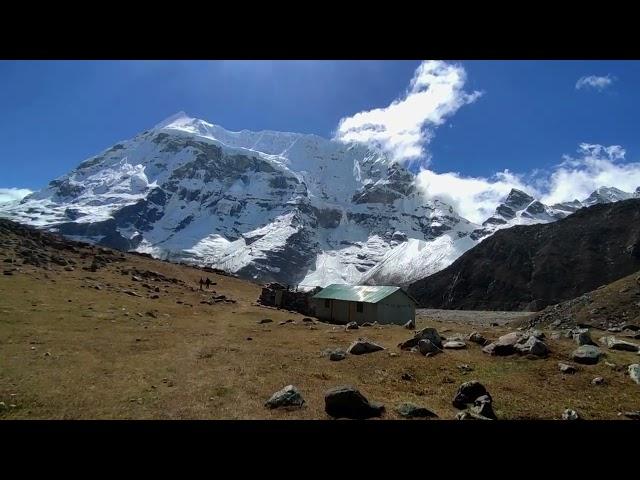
[409,199,640,311]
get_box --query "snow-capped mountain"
[1,112,638,288]
[472,185,640,239]
[0,113,480,287]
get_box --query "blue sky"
[1,60,639,215]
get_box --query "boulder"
[324,386,385,419]
[399,327,442,350]
[562,409,580,420]
[571,345,602,365]
[264,385,305,409]
[482,332,523,356]
[526,329,545,340]
[395,402,438,419]
[347,340,385,355]
[418,339,441,356]
[514,336,549,357]
[346,321,359,330]
[443,341,467,350]
[629,364,640,385]
[452,380,489,409]
[558,362,578,374]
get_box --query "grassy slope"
[1,240,639,420]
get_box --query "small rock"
[403,319,415,330]
[388,352,399,358]
[246,337,253,341]
[471,394,497,420]
[347,339,385,355]
[574,330,596,346]
[346,321,359,330]
[571,345,602,365]
[558,362,577,374]
[591,377,605,385]
[418,339,441,356]
[258,319,273,324]
[302,317,314,323]
[443,340,467,350]
[629,364,640,384]
[562,409,580,420]
[324,385,385,419]
[599,336,639,352]
[452,380,489,409]
[401,372,415,381]
[457,364,474,373]
[468,332,488,346]
[329,350,347,361]
[396,402,438,419]
[623,411,640,420]
[265,385,305,409]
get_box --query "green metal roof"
[312,284,403,304]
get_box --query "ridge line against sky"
[1,60,640,223]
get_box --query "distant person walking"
[205,277,211,290]
[199,278,204,291]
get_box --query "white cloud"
[540,143,640,204]
[415,144,640,224]
[416,169,535,224]
[0,188,32,204]
[575,75,615,91]
[335,60,482,165]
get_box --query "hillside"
[530,270,640,330]
[2,218,639,420]
[408,199,640,311]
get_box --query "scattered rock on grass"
[396,402,438,419]
[562,409,580,420]
[514,336,549,357]
[443,341,466,350]
[418,339,441,356]
[558,362,578,374]
[324,385,384,419]
[624,411,640,420]
[347,339,385,355]
[329,350,347,361]
[404,319,415,330]
[592,377,605,385]
[399,327,442,350]
[629,364,640,385]
[258,319,273,324]
[346,321,359,330]
[572,345,602,365]
[468,332,488,346]
[599,336,639,352]
[265,385,305,409]
[452,380,489,409]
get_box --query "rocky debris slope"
[531,270,640,330]
[409,199,640,311]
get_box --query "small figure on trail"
[199,278,204,291]
[206,277,211,289]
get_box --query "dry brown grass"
[1,250,639,420]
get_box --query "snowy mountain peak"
[153,111,195,130]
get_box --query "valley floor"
[1,248,639,420]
